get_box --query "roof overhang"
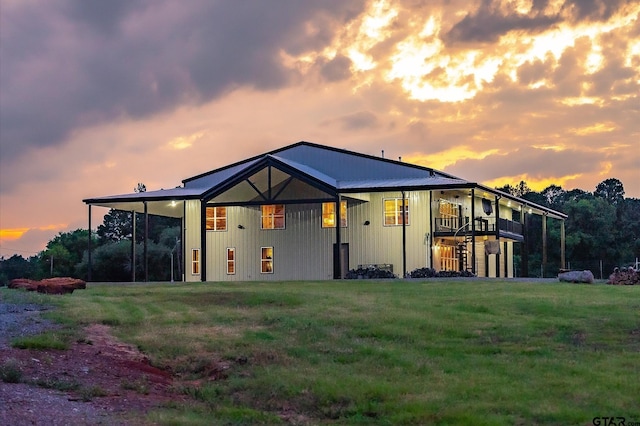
[83,187,203,218]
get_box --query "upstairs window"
[206,207,227,231]
[261,205,285,229]
[384,198,409,226]
[322,201,347,228]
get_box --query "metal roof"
[337,176,471,191]
[183,158,261,189]
[84,141,566,219]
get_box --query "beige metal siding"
[184,200,201,282]
[345,191,431,276]
[201,192,433,281]
[205,204,335,281]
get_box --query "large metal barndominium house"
[84,141,567,281]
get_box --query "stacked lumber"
[607,267,639,285]
[8,277,87,294]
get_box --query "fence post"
[600,260,603,280]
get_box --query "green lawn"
[8,280,640,425]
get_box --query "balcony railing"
[498,218,523,235]
[435,217,523,236]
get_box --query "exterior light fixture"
[363,220,370,226]
[238,225,245,229]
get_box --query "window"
[384,198,409,226]
[261,205,285,229]
[261,247,273,273]
[439,200,459,230]
[322,200,347,228]
[440,243,457,271]
[227,248,235,275]
[191,249,200,275]
[206,207,227,231]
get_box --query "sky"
[1,0,639,258]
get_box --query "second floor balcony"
[435,216,523,238]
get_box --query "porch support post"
[402,191,407,278]
[504,241,509,277]
[471,188,476,275]
[542,213,548,278]
[560,220,566,270]
[429,191,434,269]
[334,194,342,279]
[181,206,186,281]
[522,207,529,277]
[495,195,500,278]
[131,211,136,282]
[87,205,92,282]
[144,201,149,282]
[200,201,207,282]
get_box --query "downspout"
[495,195,500,278]
[88,205,92,282]
[200,200,207,282]
[471,188,476,275]
[131,211,136,282]
[144,201,148,282]
[402,191,407,278]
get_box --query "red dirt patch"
[0,324,183,425]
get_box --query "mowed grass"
[16,280,640,425]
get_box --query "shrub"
[408,268,476,279]
[0,358,23,383]
[345,267,397,279]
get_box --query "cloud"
[562,0,633,22]
[321,111,379,131]
[320,55,353,82]
[0,0,367,169]
[443,146,599,185]
[445,0,561,44]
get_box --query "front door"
[333,243,349,279]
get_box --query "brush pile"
[8,277,86,294]
[607,267,639,285]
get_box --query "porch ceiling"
[87,200,184,218]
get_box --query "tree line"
[0,211,181,283]
[1,178,638,283]
[497,178,639,277]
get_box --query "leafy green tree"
[97,210,134,243]
[564,197,617,271]
[541,185,566,209]
[77,240,174,282]
[78,241,132,282]
[39,229,93,278]
[614,197,640,262]
[97,209,180,245]
[0,255,35,285]
[594,178,625,205]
